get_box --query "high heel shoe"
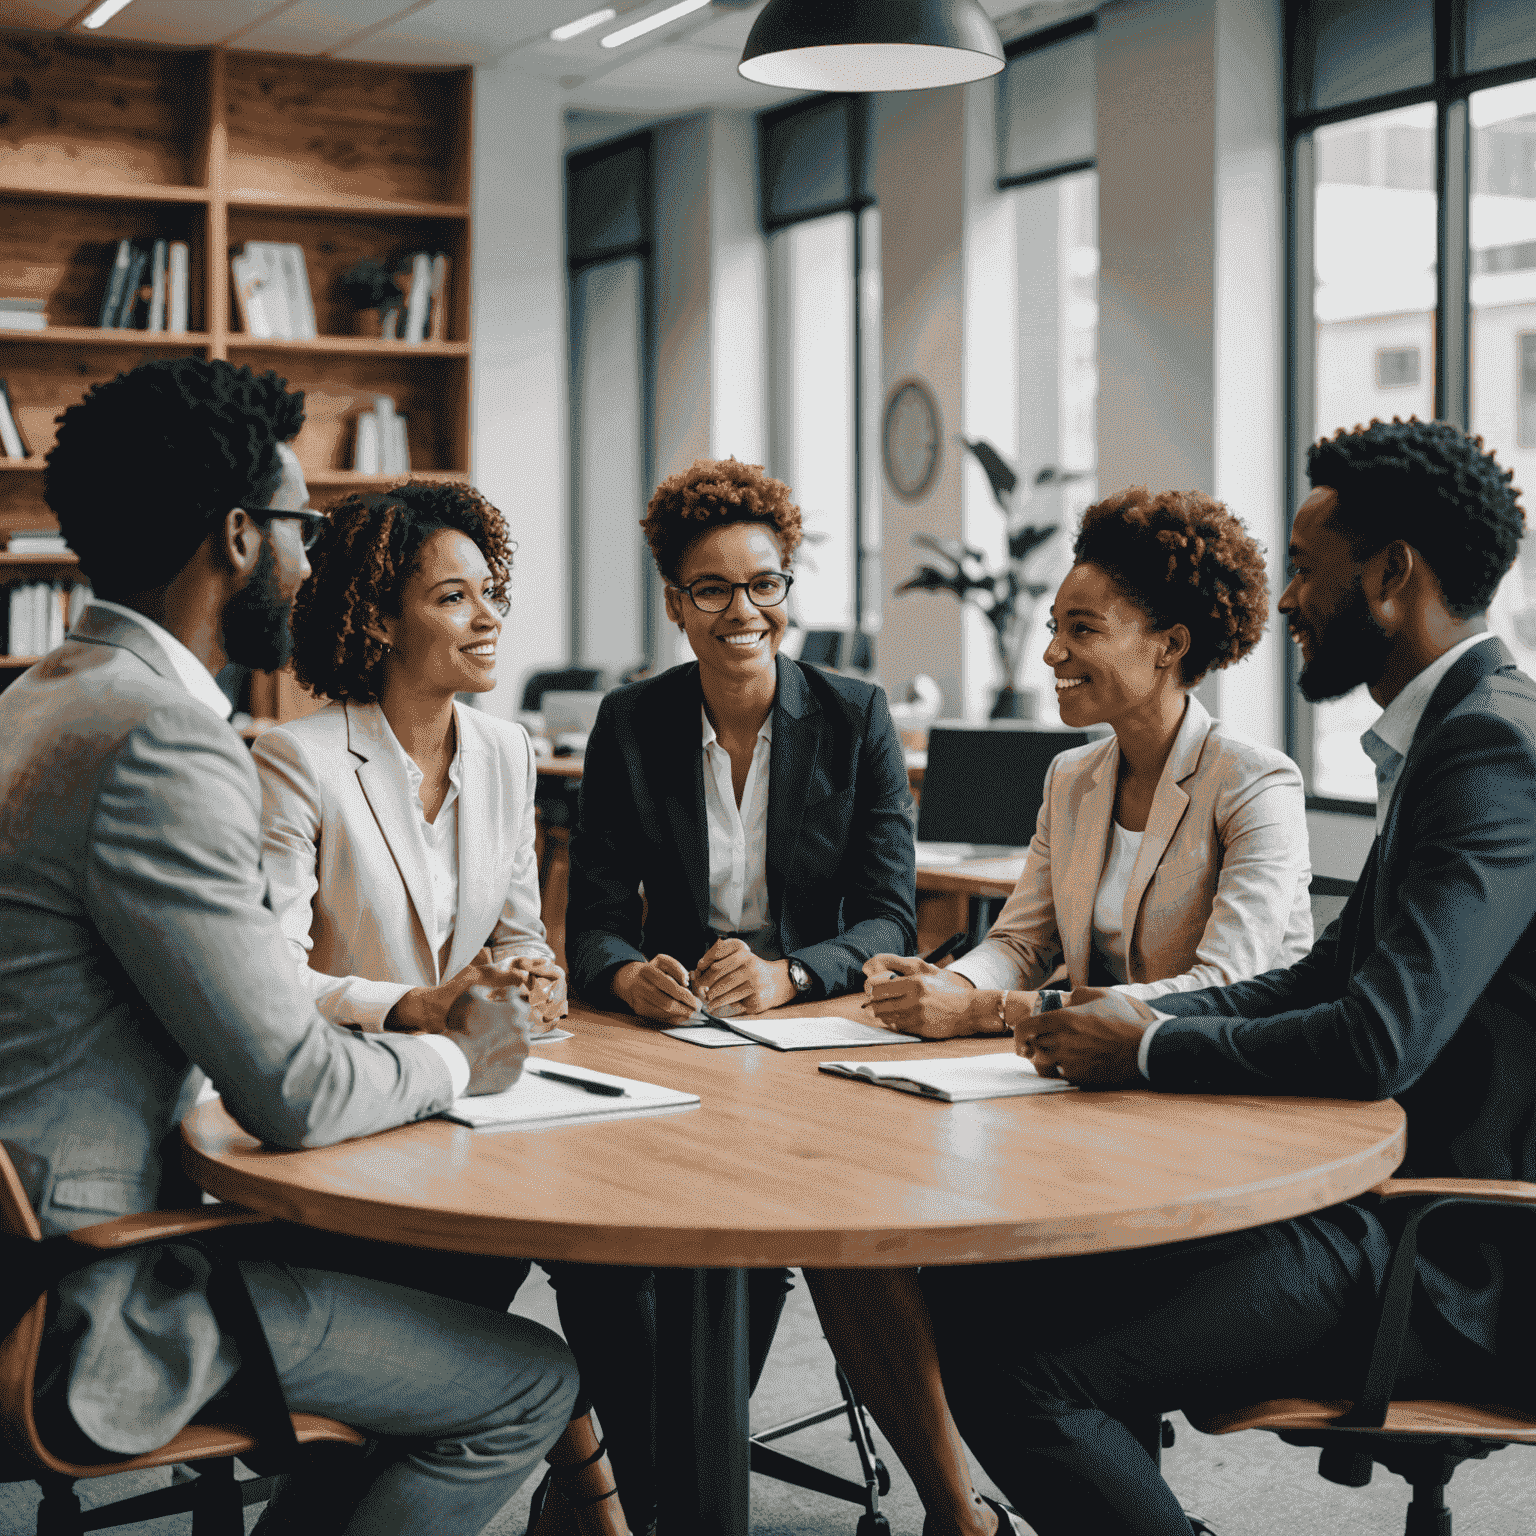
[527,1437,629,1536]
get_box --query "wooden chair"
[0,1143,366,1535]
[1186,1178,1536,1536]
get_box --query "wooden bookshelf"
[0,30,474,705]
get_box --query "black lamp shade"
[739,0,1006,92]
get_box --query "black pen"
[923,931,969,966]
[530,1067,627,1098]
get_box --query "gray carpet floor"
[3,1266,1530,1535]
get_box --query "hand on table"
[612,955,702,1024]
[385,947,498,1034]
[505,955,569,1027]
[1017,990,1154,1087]
[859,953,1021,1039]
[443,965,534,1095]
[693,938,796,1017]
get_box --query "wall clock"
[882,377,942,502]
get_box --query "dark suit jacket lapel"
[767,656,823,905]
[651,664,711,931]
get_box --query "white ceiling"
[0,0,1100,118]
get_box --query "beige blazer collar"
[345,700,439,975]
[1057,694,1215,986]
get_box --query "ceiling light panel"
[551,8,616,42]
[601,0,710,49]
[67,0,291,44]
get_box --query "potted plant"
[895,440,1084,720]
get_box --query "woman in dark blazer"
[564,457,917,1533]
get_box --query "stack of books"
[230,243,317,340]
[352,395,410,476]
[97,240,190,332]
[5,529,69,555]
[0,298,46,333]
[0,380,29,459]
[5,582,91,658]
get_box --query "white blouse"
[382,711,463,976]
[1089,821,1144,985]
[700,705,778,956]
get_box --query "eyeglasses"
[671,571,794,614]
[234,504,328,552]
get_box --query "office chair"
[0,1143,365,1535]
[1185,1177,1536,1535]
[750,1358,892,1536]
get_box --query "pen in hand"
[530,1067,627,1098]
[859,931,971,1012]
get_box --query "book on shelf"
[147,239,168,332]
[368,395,410,476]
[353,411,382,475]
[4,529,69,553]
[167,241,189,334]
[98,240,133,329]
[0,379,29,459]
[4,580,84,658]
[0,298,46,333]
[231,244,316,341]
[403,251,433,344]
[428,254,450,341]
[116,243,150,330]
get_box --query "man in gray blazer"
[0,358,576,1535]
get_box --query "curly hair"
[1307,417,1524,617]
[640,457,803,581]
[290,480,514,704]
[44,358,305,599]
[1072,487,1269,686]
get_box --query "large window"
[1288,0,1536,804]
[759,96,877,637]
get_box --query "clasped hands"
[860,961,1153,1085]
[613,939,797,1024]
[385,947,569,1035]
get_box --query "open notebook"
[819,1051,1076,1102]
[441,1062,699,1130]
[664,1006,919,1051]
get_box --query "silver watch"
[787,958,813,995]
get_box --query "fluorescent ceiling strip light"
[601,0,709,49]
[80,0,134,27]
[551,8,617,42]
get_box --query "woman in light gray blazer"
[252,482,628,1536]
[822,488,1313,1536]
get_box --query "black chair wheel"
[875,1458,891,1495]
[856,1515,891,1536]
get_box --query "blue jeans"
[241,1260,578,1536]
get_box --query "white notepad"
[665,1008,920,1051]
[441,1063,699,1130]
[819,1051,1076,1101]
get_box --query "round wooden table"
[183,1000,1405,1535]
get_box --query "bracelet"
[1039,989,1065,1012]
[996,989,1010,1033]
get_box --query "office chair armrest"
[1346,1183,1536,1429]
[65,1208,269,1251]
[1371,1177,1536,1205]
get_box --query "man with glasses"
[0,359,577,1536]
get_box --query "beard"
[1296,576,1392,703]
[222,534,294,672]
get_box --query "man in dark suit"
[921,417,1532,1536]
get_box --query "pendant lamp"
[739,0,1005,93]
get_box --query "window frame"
[1285,0,1536,812]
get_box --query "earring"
[1381,601,1394,621]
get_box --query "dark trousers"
[543,1262,793,1533]
[920,1208,1392,1536]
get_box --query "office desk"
[536,755,585,780]
[183,1001,1404,1536]
[916,851,1027,944]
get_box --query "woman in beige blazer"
[820,488,1312,1536]
[252,481,628,1536]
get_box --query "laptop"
[916,724,1094,861]
[541,689,605,753]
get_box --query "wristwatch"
[787,958,814,996]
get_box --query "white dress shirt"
[700,705,777,955]
[88,602,470,1097]
[1138,631,1499,1082]
[383,711,464,977]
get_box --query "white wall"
[470,65,568,720]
